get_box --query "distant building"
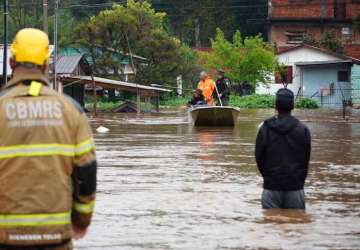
[60,47,146,82]
[268,0,360,59]
[256,44,360,108]
[55,54,92,107]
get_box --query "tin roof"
[56,54,84,74]
[60,76,171,96]
[295,60,353,66]
[277,44,360,64]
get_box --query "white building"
[256,44,359,98]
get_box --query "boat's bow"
[190,106,240,126]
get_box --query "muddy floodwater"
[76,109,360,250]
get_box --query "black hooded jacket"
[255,114,311,191]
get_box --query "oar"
[214,82,223,106]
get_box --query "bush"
[160,96,191,107]
[295,98,319,109]
[86,101,124,111]
[230,94,275,108]
[230,95,319,109]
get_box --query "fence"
[298,88,360,108]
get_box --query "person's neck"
[277,111,291,116]
[13,65,44,75]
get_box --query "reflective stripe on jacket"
[0,67,97,246]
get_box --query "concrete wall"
[301,64,351,108]
[351,64,360,105]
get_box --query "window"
[338,71,349,82]
[341,27,352,40]
[286,31,305,44]
[275,66,293,84]
[342,27,351,36]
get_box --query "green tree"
[0,0,43,42]
[302,33,318,47]
[73,0,197,87]
[320,31,343,54]
[62,0,113,20]
[201,28,276,89]
[158,0,236,47]
[0,0,79,46]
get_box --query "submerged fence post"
[137,92,141,114]
[156,94,160,113]
[91,75,98,117]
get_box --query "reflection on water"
[76,109,360,250]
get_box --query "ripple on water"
[76,110,360,250]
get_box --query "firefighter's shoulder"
[61,94,85,114]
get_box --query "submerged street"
[76,109,360,250]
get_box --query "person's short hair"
[200,71,207,78]
[276,88,294,112]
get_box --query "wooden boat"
[190,106,240,126]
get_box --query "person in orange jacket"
[197,71,215,106]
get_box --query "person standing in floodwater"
[255,88,311,209]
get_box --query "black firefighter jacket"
[255,114,311,191]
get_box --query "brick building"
[268,0,360,58]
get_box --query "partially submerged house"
[55,54,92,107]
[60,76,171,114]
[60,47,147,82]
[1,47,170,113]
[256,44,360,107]
[57,51,170,113]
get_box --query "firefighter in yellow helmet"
[0,28,97,250]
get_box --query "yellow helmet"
[11,28,50,66]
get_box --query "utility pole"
[320,0,326,34]
[2,0,9,87]
[194,18,201,48]
[43,0,48,34]
[268,0,272,43]
[53,0,59,89]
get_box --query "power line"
[2,1,359,10]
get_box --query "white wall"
[256,47,341,95]
[0,47,12,76]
